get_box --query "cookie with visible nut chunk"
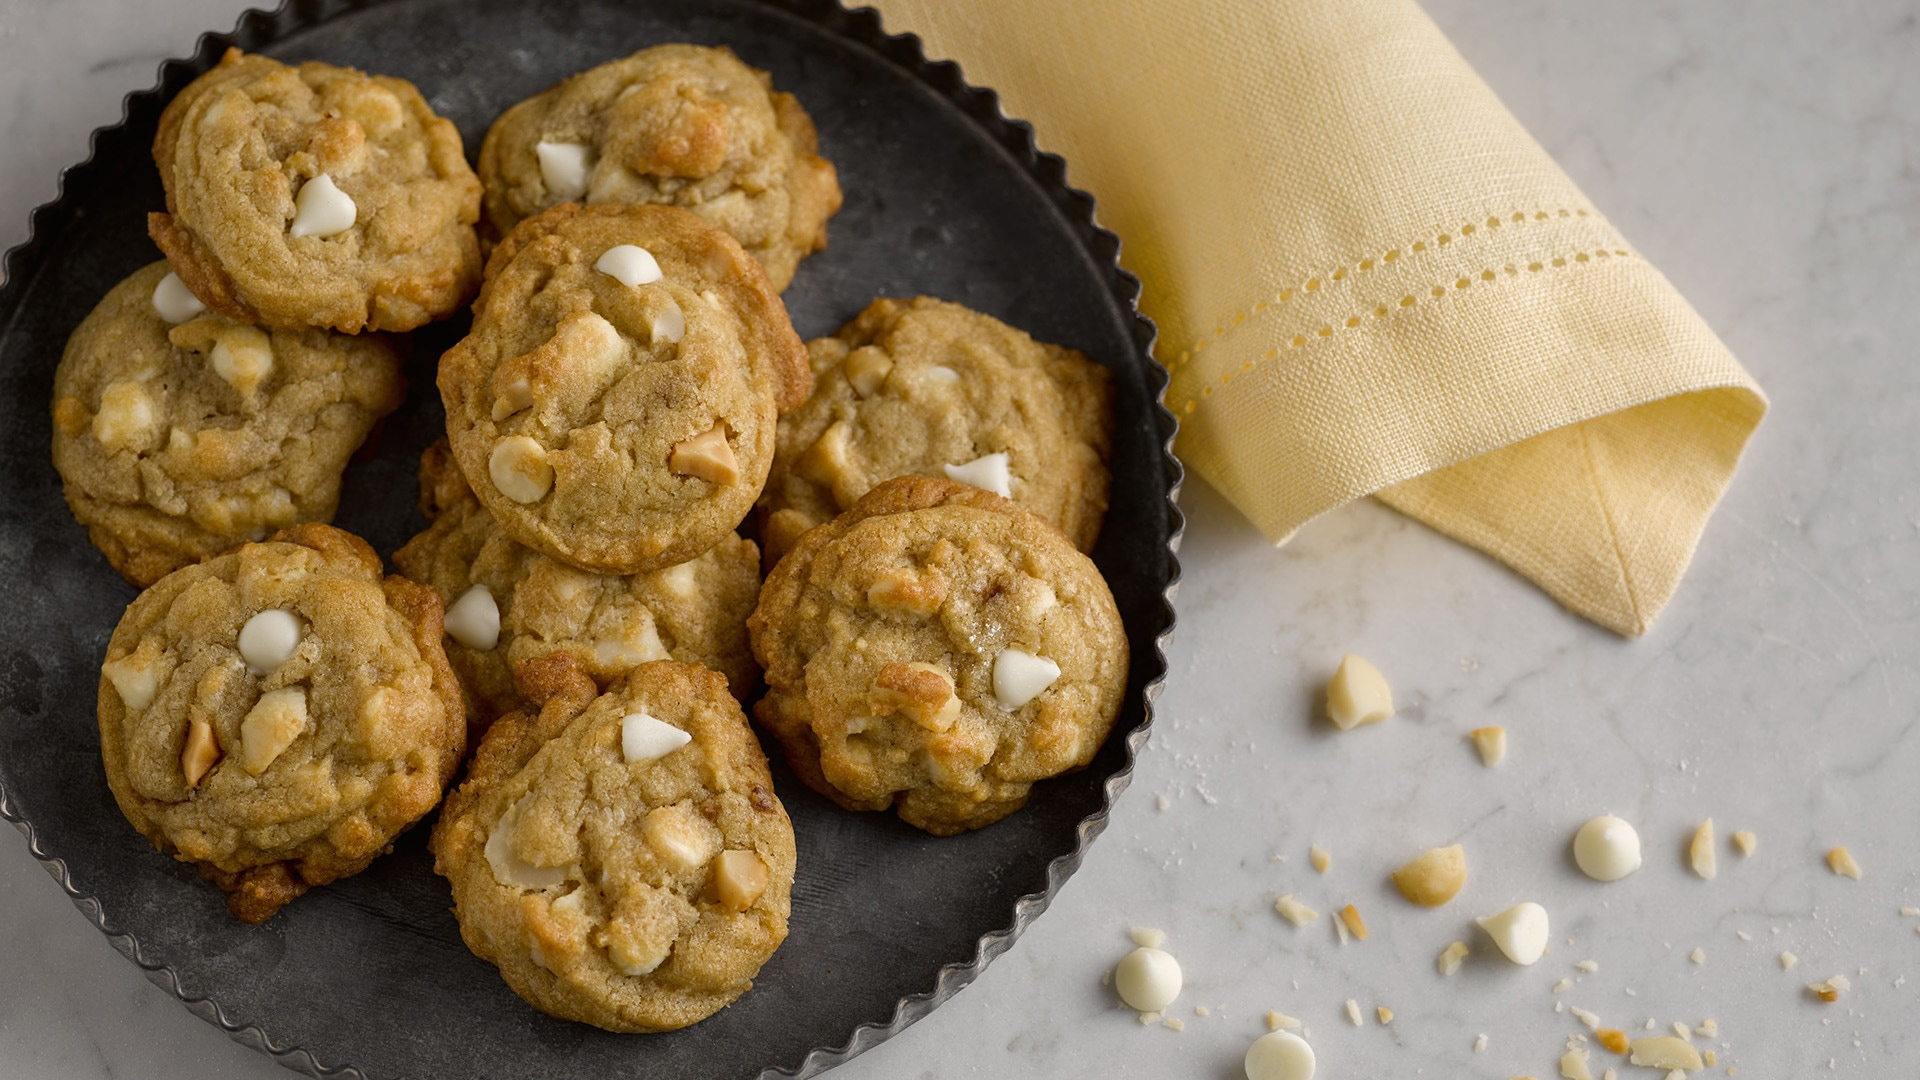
[148,48,482,333]
[393,439,762,736]
[431,655,794,1032]
[759,297,1112,566]
[438,203,809,574]
[96,523,465,923]
[749,475,1127,835]
[478,44,840,291]
[52,261,404,587]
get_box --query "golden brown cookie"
[749,475,1127,835]
[438,203,809,574]
[51,261,405,587]
[148,48,482,333]
[431,655,794,1032]
[393,440,762,736]
[759,297,1112,566]
[96,523,466,923]
[477,44,840,291]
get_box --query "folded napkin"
[868,0,1766,636]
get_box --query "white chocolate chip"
[489,436,553,503]
[1628,1036,1703,1070]
[660,561,698,598]
[103,654,158,713]
[594,243,662,287]
[991,647,1059,710]
[485,793,568,890]
[1469,725,1506,765]
[712,849,770,911]
[669,423,738,485]
[288,174,356,239]
[1244,1030,1315,1080]
[649,296,685,344]
[238,686,308,775]
[535,141,594,201]
[92,381,157,452]
[943,452,1012,498]
[1325,653,1393,729]
[209,326,274,396]
[1476,901,1549,965]
[843,347,893,398]
[1691,818,1717,880]
[1275,895,1319,928]
[1827,845,1863,879]
[150,271,205,323]
[237,609,302,676]
[594,618,667,669]
[444,585,500,651]
[1573,815,1642,882]
[1114,946,1181,1012]
[641,803,720,872]
[1436,940,1469,975]
[181,718,220,787]
[622,712,691,764]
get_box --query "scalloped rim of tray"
[0,2,1185,1076]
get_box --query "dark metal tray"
[0,1,1181,1076]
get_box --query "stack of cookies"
[64,41,1129,1035]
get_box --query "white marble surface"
[4,1,1919,1077]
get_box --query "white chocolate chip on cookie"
[289,174,357,239]
[444,585,500,651]
[150,271,206,324]
[943,452,1012,498]
[237,608,302,676]
[535,141,594,201]
[594,244,663,287]
[648,296,686,345]
[209,326,275,396]
[622,712,692,764]
[490,436,553,503]
[992,647,1060,710]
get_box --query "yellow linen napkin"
[866,0,1766,636]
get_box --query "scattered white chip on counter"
[1114,947,1182,1012]
[1469,725,1506,766]
[1375,1005,1393,1025]
[1162,1017,1185,1032]
[151,271,205,323]
[594,244,663,287]
[1274,895,1319,928]
[1325,653,1393,730]
[1573,815,1642,882]
[1552,977,1573,993]
[1827,846,1863,880]
[1243,1031,1315,1080]
[1691,818,1718,880]
[1477,901,1549,965]
[1900,906,1920,917]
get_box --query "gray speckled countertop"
[5,1,1918,1076]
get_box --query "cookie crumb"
[1900,906,1919,917]
[1194,1005,1210,1016]
[1553,977,1574,993]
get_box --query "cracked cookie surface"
[438,202,808,574]
[432,656,794,1032]
[759,297,1112,566]
[478,43,840,291]
[97,523,465,922]
[749,475,1127,835]
[148,48,482,333]
[394,440,761,736]
[52,261,405,586]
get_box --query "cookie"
[96,523,466,923]
[748,475,1128,835]
[759,297,1112,566]
[51,261,405,587]
[148,48,482,333]
[393,440,762,736]
[431,655,794,1032]
[438,203,809,574]
[477,43,840,291]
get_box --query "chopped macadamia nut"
[1267,1010,1301,1030]
[1338,904,1368,941]
[1597,1028,1629,1054]
[1694,1018,1718,1038]
[1689,947,1706,965]
[1325,653,1393,730]
[1437,940,1470,975]
[1275,895,1319,927]
[869,662,960,731]
[1392,844,1467,906]
[1114,947,1182,1012]
[842,347,893,398]
[1376,1005,1393,1024]
[1703,1049,1717,1067]
[1162,1017,1185,1032]
[1130,927,1167,949]
[1780,950,1798,970]
[1901,906,1920,918]
[1807,974,1849,1002]
[490,435,553,503]
[1576,960,1599,973]
[1560,1047,1594,1080]
[1344,999,1362,1026]
[1732,830,1757,856]
[1672,1022,1691,1039]
[239,686,308,774]
[1332,914,1350,945]
[181,718,220,787]
[1691,819,1717,880]
[1628,1036,1704,1070]
[1469,725,1507,766]
[1827,846,1863,880]
[711,850,769,911]
[1553,978,1574,993]
[1309,844,1331,873]
[670,424,740,486]
[1194,1005,1210,1016]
